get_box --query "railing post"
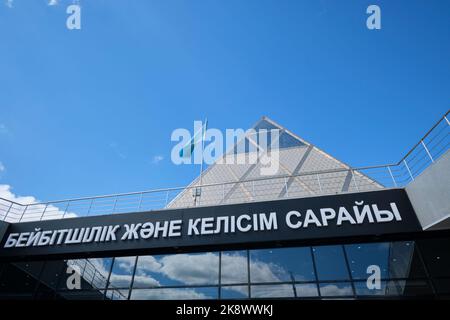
[137,192,144,211]
[40,203,49,221]
[112,197,118,214]
[404,159,414,181]
[87,199,94,216]
[387,166,397,187]
[316,174,323,194]
[4,202,13,221]
[165,190,170,207]
[421,140,434,163]
[19,205,29,222]
[62,201,70,219]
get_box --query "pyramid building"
[168,116,382,208]
[1,114,449,300]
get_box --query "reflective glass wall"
[1,237,449,299]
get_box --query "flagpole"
[196,118,207,206]
[199,118,207,187]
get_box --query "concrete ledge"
[405,149,450,230]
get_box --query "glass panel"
[418,238,450,278]
[60,258,112,290]
[319,282,353,297]
[251,284,295,298]
[233,122,304,154]
[220,286,248,299]
[130,287,218,300]
[0,262,42,294]
[313,246,350,281]
[133,252,219,288]
[108,256,136,289]
[14,261,44,279]
[354,279,433,297]
[105,289,129,300]
[346,241,425,281]
[295,283,319,297]
[345,242,390,280]
[39,260,66,290]
[278,131,305,149]
[386,241,424,279]
[433,278,450,295]
[34,284,56,300]
[250,247,315,283]
[392,279,433,297]
[354,280,386,296]
[221,250,248,285]
[58,290,105,300]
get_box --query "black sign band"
[0,189,421,261]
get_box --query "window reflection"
[319,282,353,297]
[61,258,112,290]
[130,287,218,300]
[133,252,219,288]
[295,283,319,297]
[345,243,390,280]
[354,279,432,297]
[221,251,248,285]
[313,246,350,281]
[108,256,136,289]
[345,241,421,280]
[250,247,315,283]
[105,289,129,300]
[221,286,248,299]
[251,284,295,298]
[0,237,448,300]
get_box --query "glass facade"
[1,237,449,300]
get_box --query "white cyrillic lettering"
[286,210,302,229]
[236,214,252,232]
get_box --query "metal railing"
[66,258,128,300]
[0,110,448,223]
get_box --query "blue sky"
[0,0,449,202]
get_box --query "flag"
[179,119,208,158]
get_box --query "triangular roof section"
[167,116,382,208]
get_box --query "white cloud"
[5,0,13,8]
[152,155,164,164]
[48,0,58,5]
[0,184,76,222]
[319,284,353,297]
[0,162,5,173]
[159,253,219,285]
[131,287,210,300]
[0,184,37,204]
